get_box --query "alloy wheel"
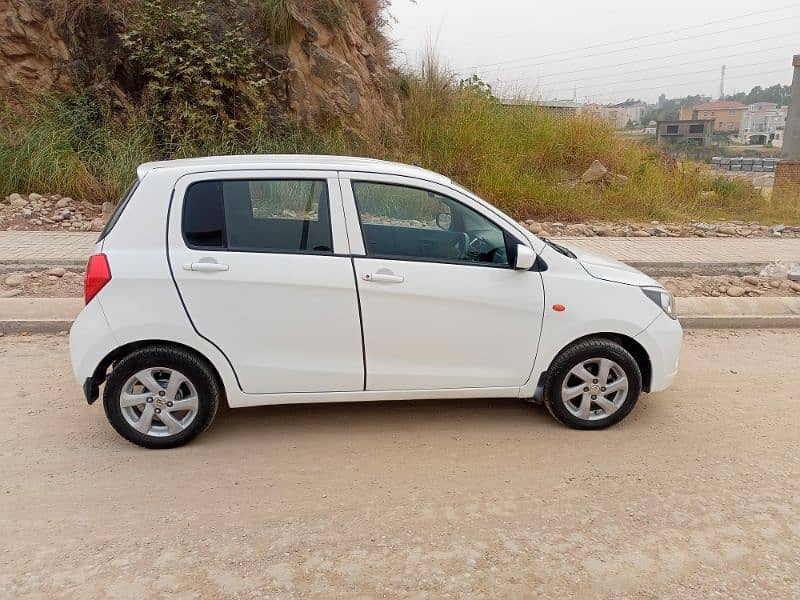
[119,367,199,437]
[560,358,629,421]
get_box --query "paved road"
[2,330,799,597]
[1,231,800,265]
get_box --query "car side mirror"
[514,244,536,270]
[436,212,452,230]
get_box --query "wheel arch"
[87,340,227,406]
[533,332,653,401]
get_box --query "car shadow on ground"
[202,397,559,443]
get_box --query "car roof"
[136,155,452,185]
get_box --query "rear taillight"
[85,254,112,304]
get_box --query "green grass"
[1,86,798,224]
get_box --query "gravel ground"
[1,331,799,598]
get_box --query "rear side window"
[182,179,333,253]
[98,179,139,241]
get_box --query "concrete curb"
[679,315,800,328]
[3,297,800,334]
[0,298,83,334]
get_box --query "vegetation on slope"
[0,1,797,224]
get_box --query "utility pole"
[773,55,800,202]
[719,64,726,99]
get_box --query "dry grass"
[1,69,798,224]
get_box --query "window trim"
[349,179,520,270]
[180,177,335,255]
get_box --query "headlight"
[642,286,676,319]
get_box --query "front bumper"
[635,311,683,393]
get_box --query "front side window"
[352,181,511,266]
[182,179,332,253]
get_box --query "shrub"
[121,0,264,151]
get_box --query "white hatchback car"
[70,155,682,448]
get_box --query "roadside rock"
[90,217,106,232]
[580,160,609,184]
[55,197,71,208]
[726,286,746,297]
[4,274,25,287]
[101,202,115,216]
[743,275,760,285]
[46,267,66,277]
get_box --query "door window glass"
[183,179,332,253]
[352,181,510,266]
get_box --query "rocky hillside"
[0,0,401,136]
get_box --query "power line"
[468,2,800,70]
[495,43,794,90]
[541,67,792,99]
[522,58,784,94]
[474,14,799,75]
[492,31,798,85]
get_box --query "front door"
[168,170,364,394]
[343,175,545,391]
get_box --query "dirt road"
[1,331,799,598]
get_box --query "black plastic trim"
[83,376,100,405]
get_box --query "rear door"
[341,173,545,391]
[168,170,364,394]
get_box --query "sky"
[387,0,799,104]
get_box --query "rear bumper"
[635,312,683,393]
[69,298,117,389]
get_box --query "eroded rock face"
[0,0,71,91]
[281,2,401,135]
[0,0,402,137]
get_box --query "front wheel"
[544,339,642,430]
[103,346,220,449]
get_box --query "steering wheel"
[449,232,469,259]
[467,236,504,263]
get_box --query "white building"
[737,102,787,146]
[581,101,648,129]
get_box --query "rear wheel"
[544,339,642,430]
[103,346,219,449]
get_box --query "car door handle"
[183,262,229,272]
[363,272,404,283]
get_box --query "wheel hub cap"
[560,357,629,421]
[119,367,199,438]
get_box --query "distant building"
[680,100,747,134]
[736,102,787,146]
[655,119,714,146]
[499,98,581,117]
[582,101,648,129]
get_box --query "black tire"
[543,338,642,430]
[103,346,220,449]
